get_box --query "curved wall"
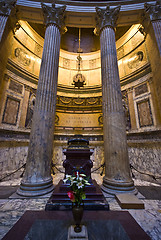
[0,4,160,184]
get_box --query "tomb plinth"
[60,135,96,193]
[45,135,109,211]
[63,135,93,180]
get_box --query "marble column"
[95,6,135,195]
[0,0,16,99]
[143,1,161,126]
[144,1,161,55]
[17,3,66,196]
[127,88,137,130]
[0,0,16,42]
[19,86,30,128]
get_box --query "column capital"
[41,2,66,34]
[141,1,161,37]
[95,5,120,35]
[0,0,16,17]
[144,0,161,21]
[144,1,161,21]
[127,87,134,93]
[24,84,31,92]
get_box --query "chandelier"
[73,28,86,89]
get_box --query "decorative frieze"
[14,48,31,66]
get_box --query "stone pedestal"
[17,3,66,197]
[68,225,88,240]
[95,6,135,195]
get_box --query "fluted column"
[17,3,66,196]
[0,0,16,98]
[95,6,135,195]
[144,1,161,55]
[0,0,16,42]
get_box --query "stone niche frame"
[2,96,20,126]
[133,80,156,129]
[136,98,153,128]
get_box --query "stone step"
[115,193,144,209]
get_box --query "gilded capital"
[41,2,66,33]
[95,5,120,35]
[0,0,16,16]
[144,1,161,21]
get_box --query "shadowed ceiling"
[29,23,131,53]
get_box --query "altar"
[2,210,151,240]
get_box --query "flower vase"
[72,204,84,233]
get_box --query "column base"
[17,178,54,197]
[101,177,137,196]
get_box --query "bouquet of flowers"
[63,171,91,206]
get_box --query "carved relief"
[55,114,59,125]
[89,59,96,68]
[57,96,102,108]
[73,98,86,105]
[95,5,120,34]
[0,0,16,16]
[137,99,153,127]
[2,96,20,125]
[59,96,72,105]
[9,79,23,94]
[34,43,43,57]
[63,58,70,68]
[98,115,103,125]
[127,51,144,69]
[41,2,66,33]
[14,48,31,66]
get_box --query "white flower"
[80,174,86,177]
[70,180,77,186]
[63,178,68,184]
[77,182,84,189]
[79,177,83,181]
[66,174,72,179]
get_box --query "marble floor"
[0,174,161,240]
